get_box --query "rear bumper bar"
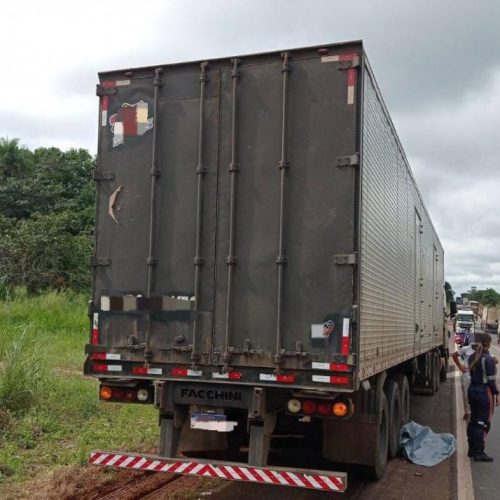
[89,450,347,493]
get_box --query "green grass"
[0,291,158,485]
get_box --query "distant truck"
[455,310,475,334]
[482,305,499,331]
[85,40,447,493]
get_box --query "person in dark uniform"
[467,333,500,461]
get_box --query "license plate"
[190,413,237,432]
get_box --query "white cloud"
[1,0,500,295]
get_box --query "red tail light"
[113,388,125,400]
[124,389,137,401]
[302,400,317,415]
[317,402,332,416]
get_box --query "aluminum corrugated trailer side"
[358,60,445,381]
[86,40,447,486]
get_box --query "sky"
[1,0,499,295]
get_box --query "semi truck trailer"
[86,40,447,493]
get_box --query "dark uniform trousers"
[467,384,493,456]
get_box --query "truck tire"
[426,352,436,396]
[394,374,410,425]
[370,392,389,480]
[440,349,449,382]
[384,380,401,459]
[433,351,440,393]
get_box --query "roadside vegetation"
[0,291,158,492]
[0,138,93,294]
[0,139,157,495]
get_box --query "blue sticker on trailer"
[191,413,227,422]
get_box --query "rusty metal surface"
[91,40,444,385]
[93,42,359,374]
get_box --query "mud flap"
[248,414,276,467]
[159,413,184,457]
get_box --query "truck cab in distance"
[455,309,475,334]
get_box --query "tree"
[0,138,95,294]
[0,138,33,177]
[464,287,500,307]
[444,282,455,303]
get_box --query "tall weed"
[0,329,45,414]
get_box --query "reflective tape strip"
[311,362,330,370]
[102,79,130,88]
[321,52,357,63]
[212,371,242,380]
[311,362,349,372]
[133,366,162,376]
[312,375,349,384]
[341,318,350,355]
[146,460,161,470]
[101,96,109,126]
[91,313,99,345]
[91,353,121,361]
[259,373,295,383]
[171,368,202,377]
[347,86,355,105]
[347,69,357,105]
[147,367,162,375]
[89,451,346,492]
[92,453,109,465]
[101,296,110,311]
[107,365,122,372]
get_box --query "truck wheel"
[370,392,389,479]
[427,352,436,396]
[384,380,401,459]
[440,349,449,382]
[433,352,440,393]
[394,374,410,425]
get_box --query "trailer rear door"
[93,45,360,372]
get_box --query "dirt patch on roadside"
[2,466,139,500]
[1,465,223,500]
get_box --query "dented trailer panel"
[89,40,444,388]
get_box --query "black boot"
[467,423,478,458]
[474,453,494,462]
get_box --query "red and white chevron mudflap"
[89,451,346,492]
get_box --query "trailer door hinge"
[93,171,115,181]
[91,257,111,267]
[334,253,358,265]
[336,153,359,167]
[96,85,117,96]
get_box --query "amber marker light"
[100,386,113,401]
[332,401,349,417]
